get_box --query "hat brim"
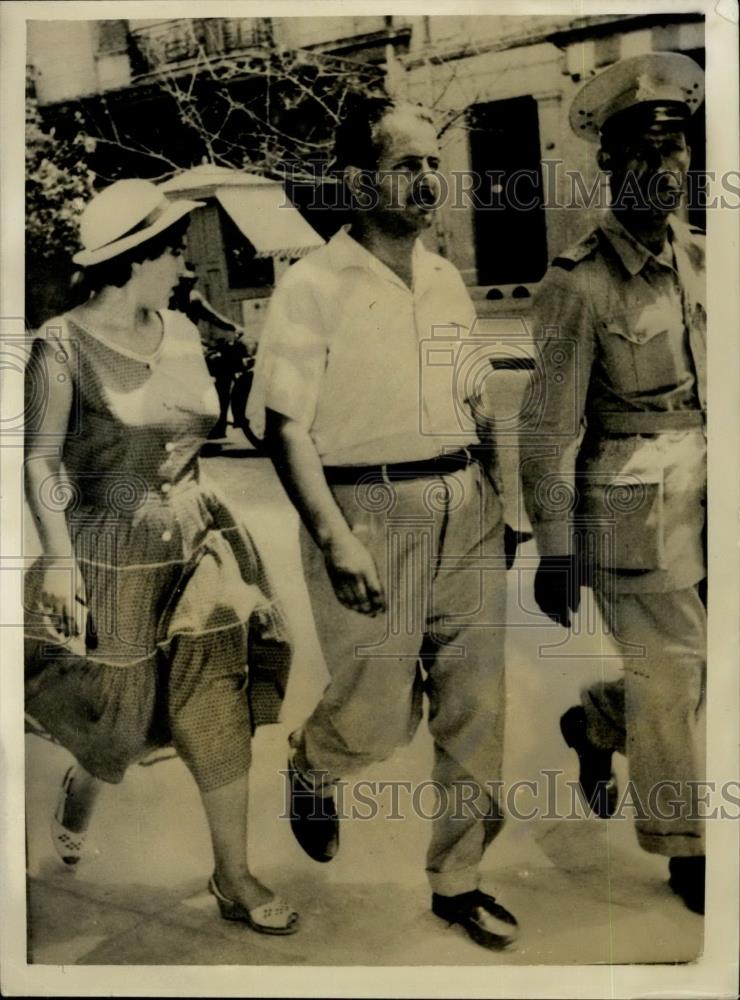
[569,52,704,143]
[72,198,205,267]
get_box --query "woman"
[24,178,298,935]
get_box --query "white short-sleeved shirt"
[248,226,481,465]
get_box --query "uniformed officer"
[520,52,707,913]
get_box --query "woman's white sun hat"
[72,179,204,267]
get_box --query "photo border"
[2,1,738,996]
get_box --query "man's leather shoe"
[287,755,339,863]
[432,890,519,950]
[560,705,618,819]
[668,856,705,914]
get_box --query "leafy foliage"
[26,78,96,260]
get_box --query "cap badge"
[635,73,659,103]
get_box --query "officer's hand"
[533,554,581,628]
[322,531,386,617]
[504,525,533,571]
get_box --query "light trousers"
[583,584,706,857]
[295,462,508,895]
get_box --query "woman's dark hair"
[332,92,435,172]
[69,216,190,305]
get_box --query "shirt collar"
[326,224,443,292]
[600,210,683,276]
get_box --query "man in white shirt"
[249,95,518,950]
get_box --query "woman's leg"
[58,762,103,832]
[199,775,272,909]
[167,625,282,911]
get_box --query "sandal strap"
[50,767,88,864]
[209,876,297,930]
[50,815,87,863]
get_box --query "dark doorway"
[468,95,548,286]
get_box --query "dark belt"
[322,448,475,485]
[588,409,705,435]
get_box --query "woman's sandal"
[208,875,299,935]
[50,766,88,866]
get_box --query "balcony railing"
[130,18,273,75]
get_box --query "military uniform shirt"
[521,211,706,593]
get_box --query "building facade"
[27,13,705,324]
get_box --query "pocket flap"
[603,306,669,345]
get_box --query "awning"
[160,164,275,195]
[215,186,324,259]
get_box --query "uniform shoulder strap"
[551,229,600,271]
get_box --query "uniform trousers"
[582,584,706,856]
[293,461,508,895]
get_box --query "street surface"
[25,421,703,966]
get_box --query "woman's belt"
[70,464,200,509]
[588,409,706,435]
[322,448,475,485]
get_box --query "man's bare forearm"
[264,409,386,616]
[264,409,351,550]
[472,411,505,497]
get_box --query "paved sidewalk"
[24,435,704,966]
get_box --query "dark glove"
[533,554,582,627]
[504,525,533,571]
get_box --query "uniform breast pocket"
[600,306,677,394]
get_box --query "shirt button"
[161,530,172,542]
[164,442,175,453]
[161,482,171,494]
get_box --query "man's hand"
[322,531,386,617]
[533,554,582,628]
[265,410,385,617]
